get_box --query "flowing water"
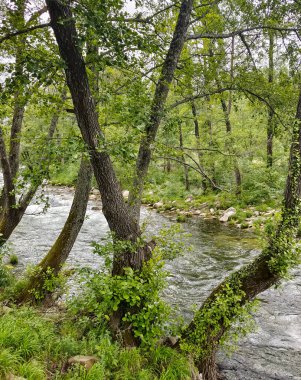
[6,186,301,380]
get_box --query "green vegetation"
[1,0,301,379]
[0,306,192,380]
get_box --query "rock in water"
[219,207,236,222]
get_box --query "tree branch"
[0,23,51,44]
[187,26,301,40]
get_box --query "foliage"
[70,225,187,346]
[0,305,192,379]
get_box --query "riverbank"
[2,185,301,380]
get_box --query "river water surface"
[7,186,301,380]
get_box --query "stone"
[264,210,276,216]
[1,305,13,314]
[91,206,101,211]
[185,196,193,203]
[209,208,215,214]
[68,355,98,370]
[154,201,163,209]
[122,190,129,199]
[219,207,236,222]
[193,210,201,215]
[6,374,26,380]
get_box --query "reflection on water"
[7,187,301,380]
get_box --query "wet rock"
[1,305,13,314]
[91,206,101,211]
[219,207,236,222]
[68,355,98,370]
[154,201,164,209]
[264,210,276,216]
[122,190,129,199]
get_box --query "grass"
[0,306,193,380]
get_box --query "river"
[7,186,301,380]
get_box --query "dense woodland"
[0,0,301,379]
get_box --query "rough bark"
[45,0,140,244]
[128,0,194,220]
[45,0,193,343]
[180,87,301,380]
[9,94,25,180]
[16,158,93,304]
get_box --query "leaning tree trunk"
[128,0,194,221]
[15,158,93,304]
[46,0,193,267]
[0,94,65,246]
[179,87,301,380]
[46,0,193,343]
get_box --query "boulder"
[219,207,236,222]
[122,190,129,199]
[154,201,163,209]
[68,355,98,370]
[6,375,26,380]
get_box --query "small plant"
[9,254,18,266]
[176,214,187,223]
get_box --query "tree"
[45,0,193,344]
[0,0,65,245]
[179,86,301,379]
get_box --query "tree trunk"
[15,158,93,304]
[46,0,193,343]
[46,0,140,244]
[180,87,301,380]
[179,122,190,191]
[0,95,64,246]
[191,101,207,191]
[267,31,274,168]
[128,0,194,220]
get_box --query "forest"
[0,0,301,379]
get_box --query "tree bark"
[45,0,140,244]
[45,0,193,343]
[128,0,194,221]
[0,95,64,245]
[180,87,301,380]
[15,158,93,304]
